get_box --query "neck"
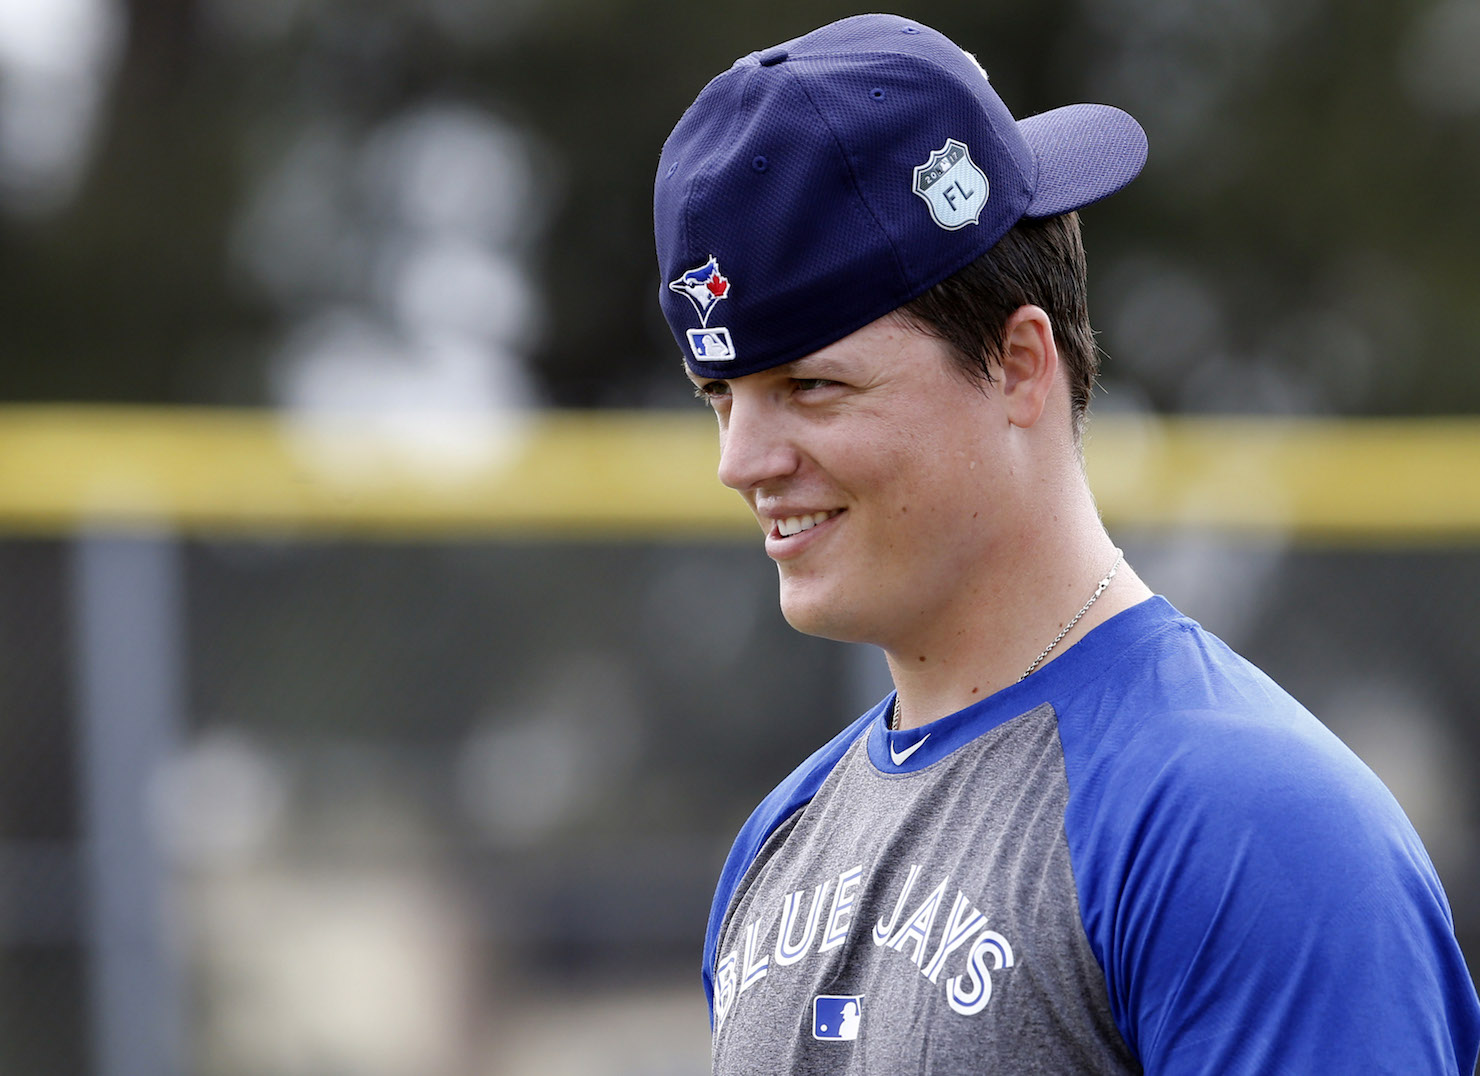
[884,489,1152,731]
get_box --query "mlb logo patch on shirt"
[813,995,863,1040]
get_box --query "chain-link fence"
[3,421,1478,1075]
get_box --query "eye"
[792,378,840,392]
[693,380,730,404]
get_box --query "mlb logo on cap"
[813,995,863,1041]
[686,327,735,362]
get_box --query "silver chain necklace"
[890,549,1124,731]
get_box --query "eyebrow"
[685,354,848,385]
[685,361,800,383]
[784,355,852,378]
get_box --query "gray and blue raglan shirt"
[704,597,1480,1074]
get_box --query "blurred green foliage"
[1,0,1478,413]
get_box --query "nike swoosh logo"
[889,733,931,766]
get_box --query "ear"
[998,305,1059,429]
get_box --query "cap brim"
[1018,104,1148,218]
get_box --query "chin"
[777,581,871,644]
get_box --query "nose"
[715,393,799,492]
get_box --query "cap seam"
[778,63,912,293]
[791,47,1034,266]
[683,67,756,284]
[677,170,694,277]
[784,47,1037,197]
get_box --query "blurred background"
[1,0,1478,1073]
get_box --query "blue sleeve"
[1068,704,1480,1074]
[701,704,882,1024]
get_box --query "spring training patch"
[912,139,988,230]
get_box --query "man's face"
[689,314,1019,650]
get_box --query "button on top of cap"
[757,47,789,66]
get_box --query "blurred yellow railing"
[0,406,1477,543]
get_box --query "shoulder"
[1063,605,1414,875]
[1057,601,1480,1073]
[1058,599,1387,815]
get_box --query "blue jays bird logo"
[670,256,731,326]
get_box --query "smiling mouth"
[775,509,842,537]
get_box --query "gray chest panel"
[712,704,1140,1075]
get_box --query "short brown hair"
[897,212,1098,441]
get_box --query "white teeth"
[778,511,834,537]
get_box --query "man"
[653,14,1480,1074]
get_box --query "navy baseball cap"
[655,13,1148,379]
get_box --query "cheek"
[886,443,994,518]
